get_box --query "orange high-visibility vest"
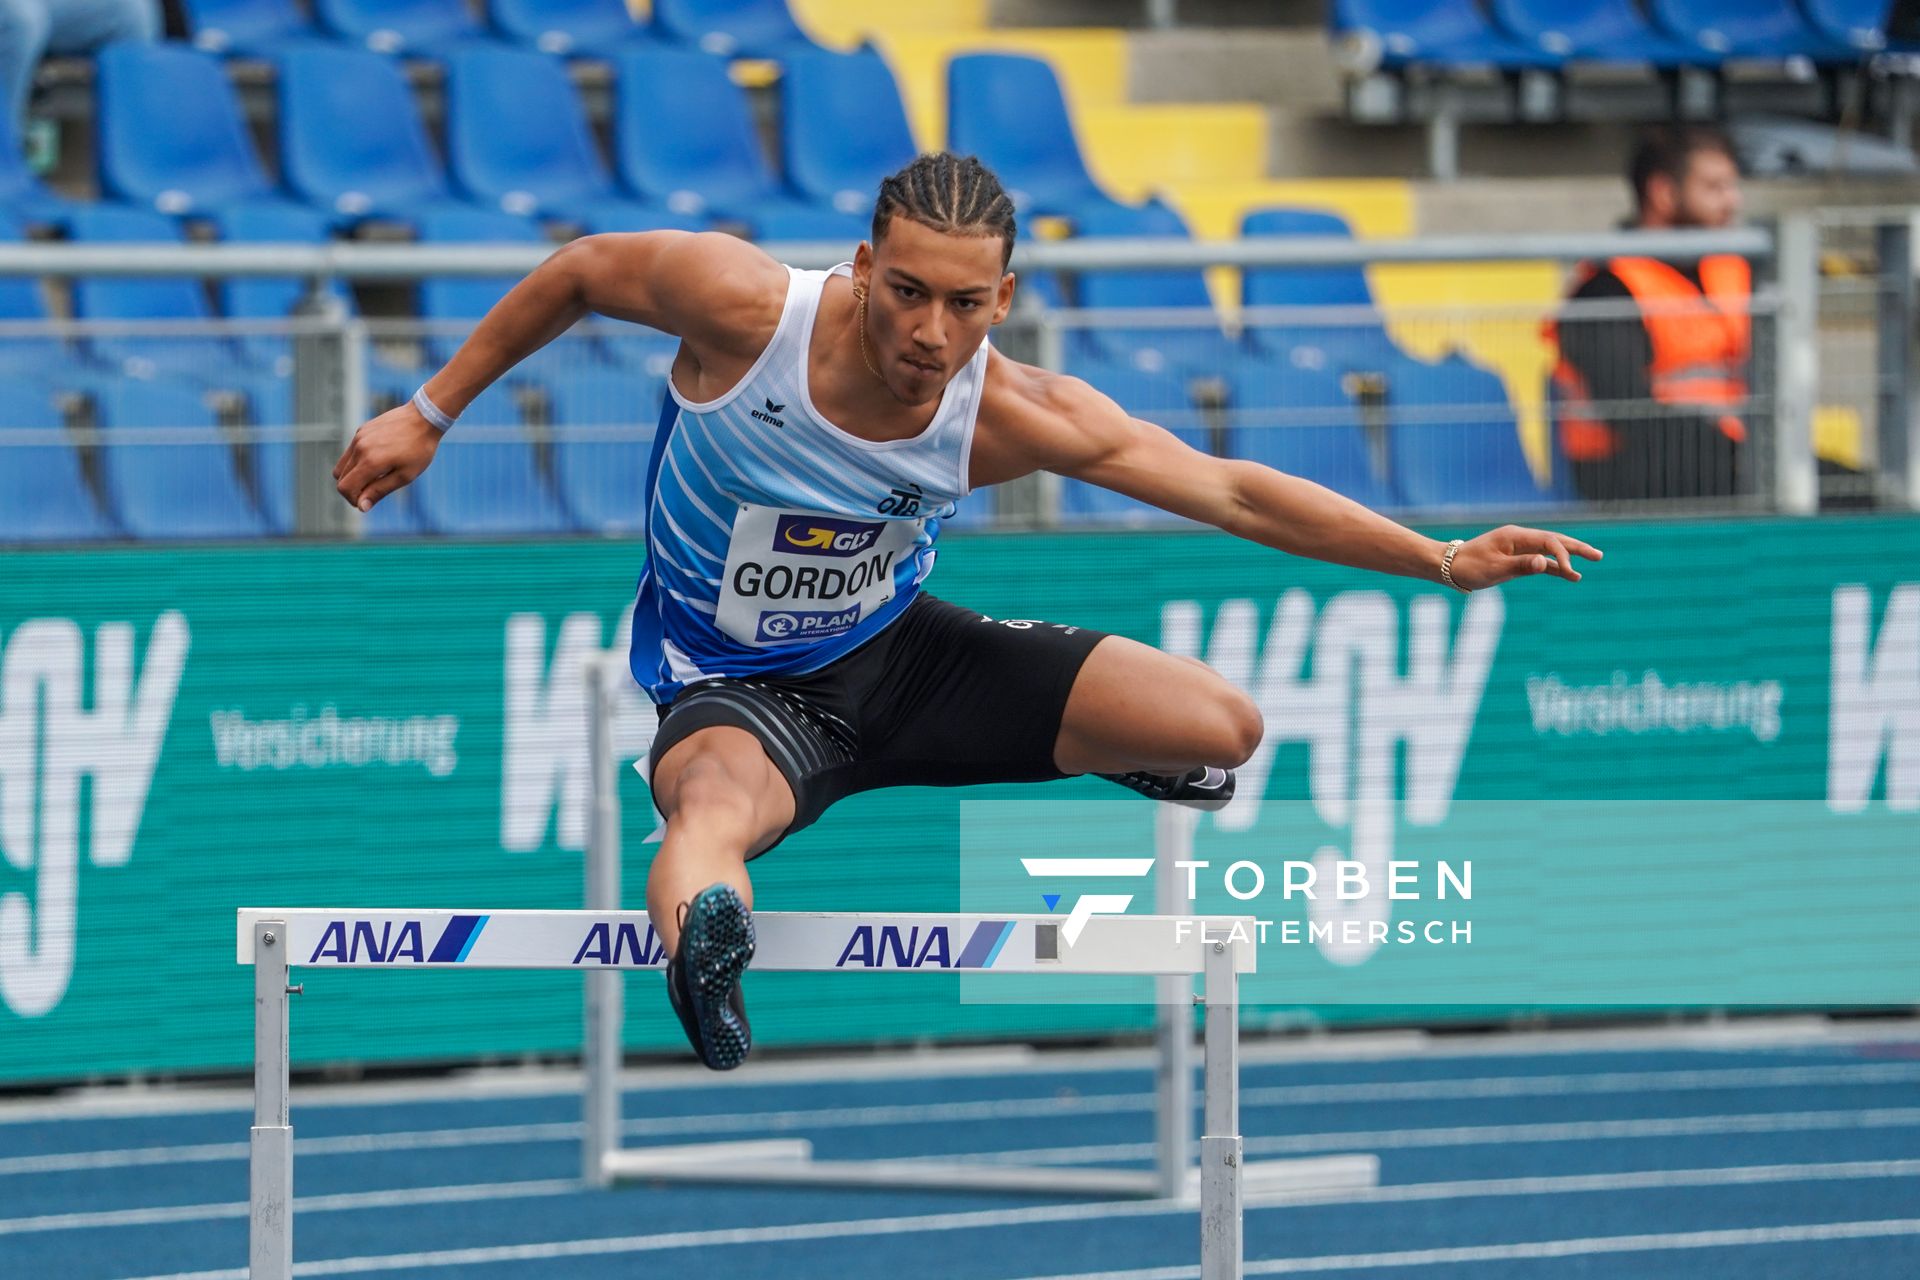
[1546,255,1751,461]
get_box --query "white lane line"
[9,1097,1920,1180]
[0,1179,576,1235]
[893,1106,1920,1169]
[115,1172,1920,1279]
[12,1156,1920,1240]
[8,1062,1920,1178]
[1016,1218,1920,1279]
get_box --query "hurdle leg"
[251,920,293,1280]
[583,656,623,1188]
[1198,935,1242,1280]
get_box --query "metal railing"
[0,218,1908,545]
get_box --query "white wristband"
[411,386,456,432]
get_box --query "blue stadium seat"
[1642,0,1852,59]
[0,212,83,380]
[95,380,273,539]
[782,48,918,216]
[613,47,816,230]
[650,0,816,58]
[182,0,323,55]
[215,205,347,373]
[947,53,1125,221]
[224,373,298,532]
[67,204,234,382]
[0,125,77,227]
[490,0,657,54]
[314,0,491,56]
[413,206,559,365]
[1239,207,1399,373]
[279,46,463,224]
[0,377,117,541]
[446,46,699,229]
[1800,0,1892,53]
[1057,357,1210,525]
[409,383,573,535]
[1486,0,1717,65]
[1329,0,1564,69]
[1071,199,1244,377]
[96,44,282,216]
[546,371,665,533]
[1380,352,1556,510]
[1225,364,1402,510]
[750,205,871,243]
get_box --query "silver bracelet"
[1439,539,1469,593]
[411,386,456,432]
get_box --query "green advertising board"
[0,516,1915,1085]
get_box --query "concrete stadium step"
[1128,29,1340,112]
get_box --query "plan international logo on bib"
[755,606,863,643]
[776,514,883,556]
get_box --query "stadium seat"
[0,377,117,541]
[95,380,273,539]
[0,212,83,380]
[1329,0,1564,70]
[224,372,297,533]
[1380,352,1556,510]
[446,46,699,229]
[490,0,657,54]
[182,0,323,55]
[546,371,666,533]
[214,205,347,374]
[314,0,491,56]
[408,383,574,535]
[782,48,918,216]
[279,46,463,223]
[750,205,872,243]
[1070,199,1244,378]
[1485,0,1718,65]
[947,53,1125,221]
[1239,207,1399,373]
[67,204,233,382]
[0,126,77,226]
[1800,0,1893,53]
[1057,357,1210,525]
[613,47,818,230]
[1642,0,1853,59]
[1225,364,1402,510]
[96,44,282,216]
[650,0,817,58]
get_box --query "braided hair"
[871,152,1017,268]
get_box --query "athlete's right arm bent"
[332,231,786,513]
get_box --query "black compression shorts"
[647,593,1111,852]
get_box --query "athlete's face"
[855,219,1015,406]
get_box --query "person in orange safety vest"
[1548,126,1750,502]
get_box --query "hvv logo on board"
[0,612,188,1018]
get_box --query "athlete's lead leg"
[1052,635,1262,777]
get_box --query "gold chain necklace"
[855,286,885,384]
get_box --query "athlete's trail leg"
[1052,636,1262,776]
[646,726,796,954]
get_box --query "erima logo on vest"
[774,513,883,557]
[750,398,786,428]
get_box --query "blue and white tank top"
[629,263,987,703]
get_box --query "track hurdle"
[580,654,1379,1211]
[241,907,1270,1279]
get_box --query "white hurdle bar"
[239,907,1282,1280]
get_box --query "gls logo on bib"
[716,504,922,649]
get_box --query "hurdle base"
[601,1141,1378,1202]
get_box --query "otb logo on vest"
[776,513,883,557]
[755,605,862,643]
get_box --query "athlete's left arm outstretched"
[975,353,1601,591]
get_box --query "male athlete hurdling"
[333,153,1600,1071]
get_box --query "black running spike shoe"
[664,884,755,1071]
[1096,765,1236,812]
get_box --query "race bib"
[714,505,923,648]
